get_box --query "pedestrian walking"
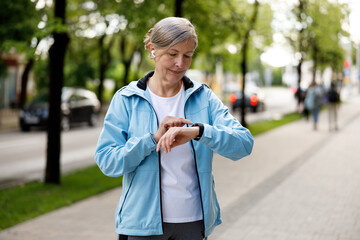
[326,81,340,131]
[94,17,254,240]
[304,82,323,130]
[295,86,309,119]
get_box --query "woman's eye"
[169,53,177,57]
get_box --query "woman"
[95,17,254,240]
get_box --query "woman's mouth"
[169,69,183,75]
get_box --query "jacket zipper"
[137,95,165,234]
[184,89,206,237]
[189,139,205,237]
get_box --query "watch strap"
[191,123,204,141]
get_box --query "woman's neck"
[148,73,182,97]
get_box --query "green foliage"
[0,58,7,77]
[0,0,40,44]
[107,63,125,83]
[65,37,97,87]
[289,0,349,75]
[1,0,349,102]
[33,58,50,92]
[0,165,122,230]
[0,0,42,77]
[307,0,348,72]
[272,67,283,86]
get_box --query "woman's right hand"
[153,116,192,143]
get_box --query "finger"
[157,137,165,152]
[167,137,174,152]
[175,119,192,127]
[164,136,172,153]
[158,136,170,154]
[182,119,193,125]
[156,140,161,152]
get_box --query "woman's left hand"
[156,126,199,153]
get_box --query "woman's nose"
[174,56,185,68]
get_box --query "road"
[0,125,102,189]
[0,87,296,189]
[229,87,297,123]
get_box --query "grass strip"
[0,111,303,231]
[0,165,122,230]
[248,112,303,136]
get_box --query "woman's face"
[153,39,195,85]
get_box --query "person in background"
[326,81,340,131]
[94,17,254,240]
[295,86,309,120]
[305,82,324,130]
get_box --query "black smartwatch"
[191,123,204,141]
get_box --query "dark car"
[229,91,265,113]
[19,87,101,132]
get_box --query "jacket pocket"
[117,172,136,224]
[119,170,162,230]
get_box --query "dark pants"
[118,220,205,240]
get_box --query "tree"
[45,0,70,184]
[220,0,264,127]
[98,33,115,104]
[239,0,259,128]
[306,0,348,83]
[293,0,309,87]
[289,0,348,87]
[111,0,169,90]
[74,0,119,104]
[0,0,42,107]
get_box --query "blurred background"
[1,0,360,237]
[1,0,359,123]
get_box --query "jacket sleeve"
[198,88,254,160]
[94,91,157,177]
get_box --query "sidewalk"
[0,108,18,133]
[1,93,360,240]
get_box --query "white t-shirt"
[148,83,203,223]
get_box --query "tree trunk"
[115,35,135,94]
[45,0,69,184]
[239,0,259,128]
[296,0,306,85]
[19,58,34,109]
[123,60,131,88]
[175,0,184,17]
[312,43,318,84]
[98,35,105,106]
[97,34,114,106]
[240,40,248,128]
[297,59,303,86]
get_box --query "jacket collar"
[136,71,194,91]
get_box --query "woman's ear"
[147,43,155,59]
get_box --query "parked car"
[229,91,265,113]
[19,87,101,132]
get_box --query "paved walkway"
[1,92,360,240]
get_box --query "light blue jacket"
[95,71,254,237]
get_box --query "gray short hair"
[144,17,198,50]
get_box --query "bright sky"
[347,0,360,42]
